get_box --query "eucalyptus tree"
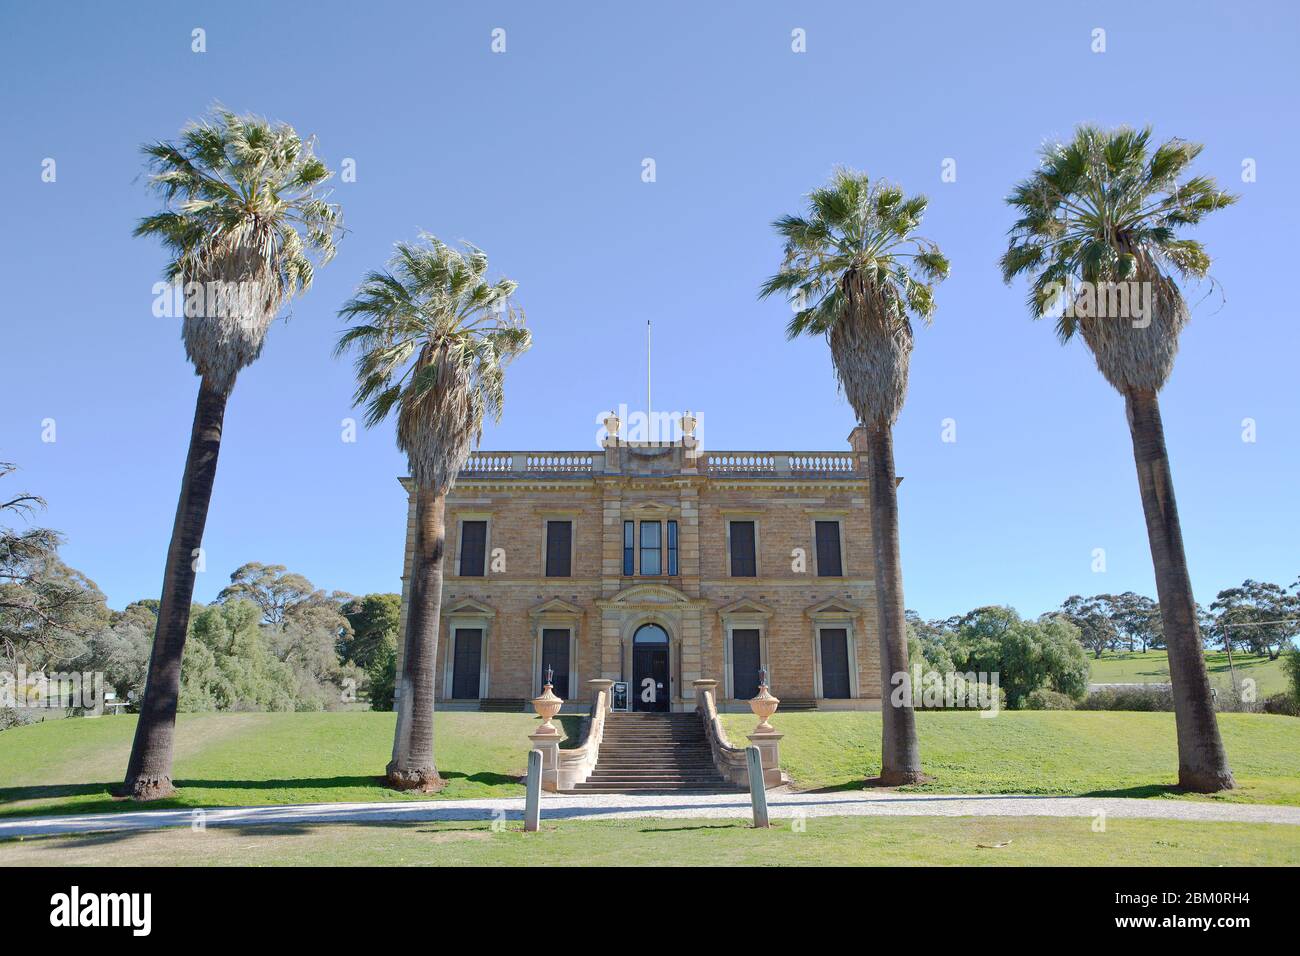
[760,168,949,784]
[1210,580,1297,661]
[336,236,530,790]
[123,110,342,799]
[1001,125,1237,791]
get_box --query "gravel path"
[4,789,1299,838]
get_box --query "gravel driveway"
[4,789,1299,839]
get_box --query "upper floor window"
[815,520,843,577]
[458,520,487,577]
[729,520,757,577]
[545,520,572,577]
[623,520,635,576]
[666,520,679,576]
[640,521,662,575]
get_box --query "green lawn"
[719,710,1300,806]
[0,711,576,819]
[2,815,1296,866]
[1089,648,1288,696]
[2,709,1296,820]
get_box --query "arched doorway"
[632,623,670,712]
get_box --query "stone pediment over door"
[597,583,707,611]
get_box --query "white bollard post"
[745,744,769,829]
[524,748,542,832]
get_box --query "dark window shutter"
[459,521,487,577]
[452,628,483,699]
[545,521,572,577]
[667,520,679,576]
[731,629,761,700]
[541,628,570,698]
[820,628,851,699]
[815,520,843,577]
[623,521,635,575]
[730,521,756,577]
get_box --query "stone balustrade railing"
[459,450,859,478]
[694,679,787,790]
[788,453,856,475]
[530,679,612,792]
[693,680,751,789]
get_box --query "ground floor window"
[819,627,851,699]
[451,627,483,699]
[731,628,761,700]
[540,628,571,698]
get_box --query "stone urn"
[749,670,780,734]
[680,411,697,438]
[602,411,621,446]
[532,667,563,736]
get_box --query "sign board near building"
[611,681,630,712]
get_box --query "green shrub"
[1079,686,1175,711]
[1282,647,1300,706]
[0,707,37,732]
[1262,692,1299,717]
[1026,688,1076,710]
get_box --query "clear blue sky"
[1,1,1297,621]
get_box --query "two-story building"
[394,420,883,713]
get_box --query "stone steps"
[570,713,732,794]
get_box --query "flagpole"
[646,319,652,420]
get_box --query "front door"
[631,623,670,712]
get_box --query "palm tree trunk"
[386,485,445,791]
[1124,388,1234,792]
[865,423,924,784]
[121,382,228,800]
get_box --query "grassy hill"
[2,708,1297,819]
[0,711,570,819]
[1088,649,1288,696]
[719,710,1300,805]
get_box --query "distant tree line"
[1,469,399,720]
[1054,581,1300,661]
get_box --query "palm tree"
[121,109,341,800]
[336,235,530,790]
[760,168,948,784]
[1001,125,1237,792]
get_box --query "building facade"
[395,423,883,713]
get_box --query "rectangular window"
[731,628,761,700]
[815,520,843,577]
[458,520,487,577]
[623,520,635,575]
[729,520,756,577]
[819,628,851,699]
[639,521,662,576]
[540,628,570,699]
[666,520,678,576]
[451,628,483,699]
[545,520,572,577]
